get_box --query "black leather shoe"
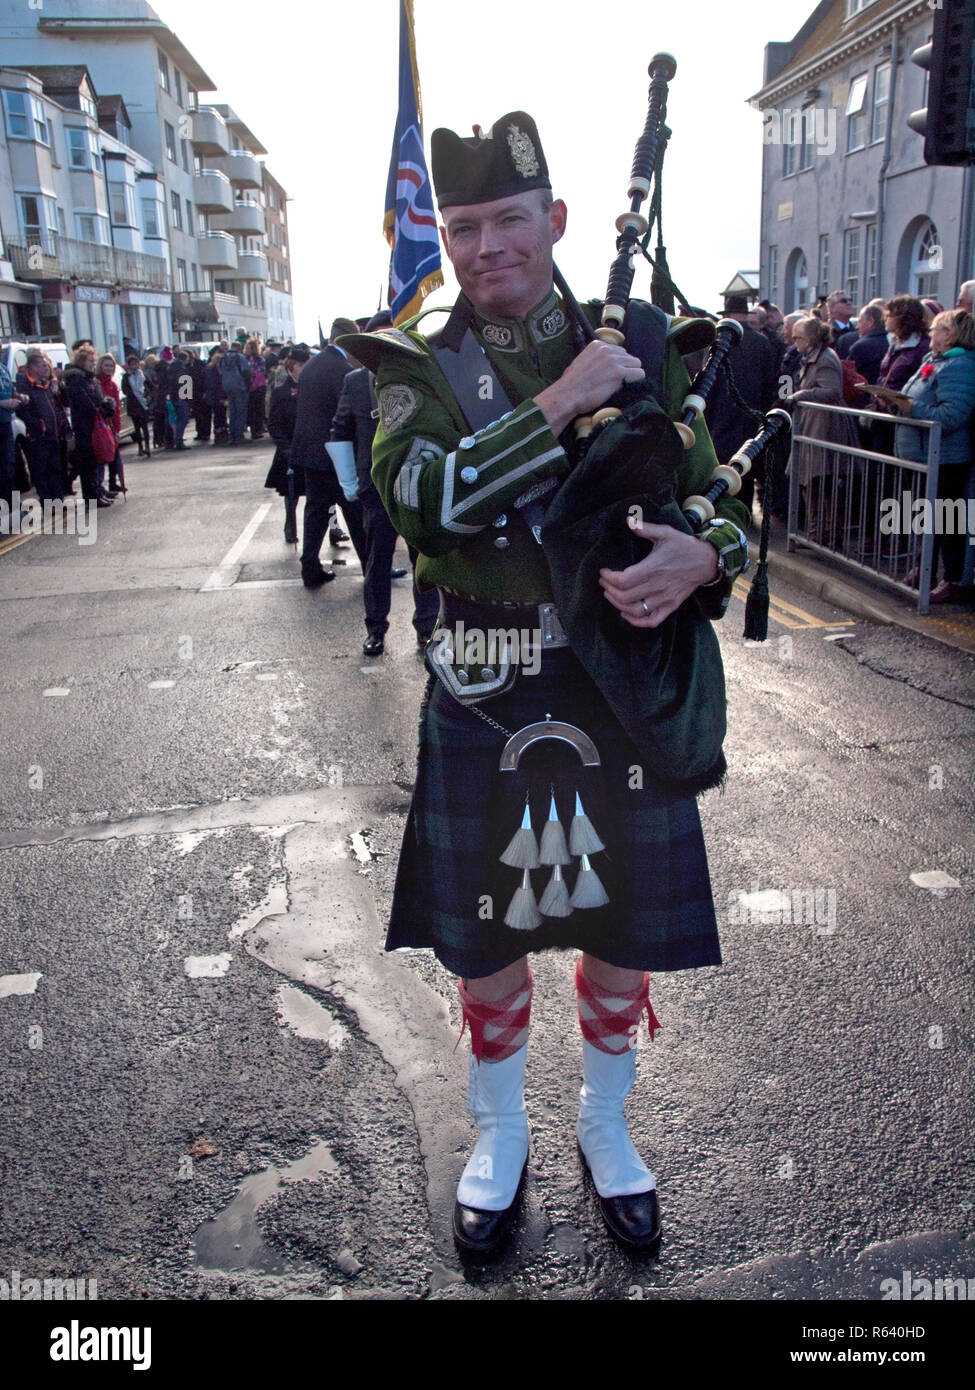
[302,569,335,589]
[284,528,298,545]
[452,1201,516,1255]
[329,527,350,546]
[391,567,408,579]
[597,1189,661,1252]
[363,633,384,656]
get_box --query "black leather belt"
[426,590,571,702]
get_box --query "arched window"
[785,248,810,311]
[910,220,941,298]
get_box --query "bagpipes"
[546,53,791,644]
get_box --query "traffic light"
[908,0,975,166]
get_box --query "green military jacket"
[342,289,749,607]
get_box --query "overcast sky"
[152,0,819,340]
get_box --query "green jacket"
[342,290,749,606]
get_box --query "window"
[818,234,829,296]
[174,69,183,106]
[191,263,199,291]
[799,117,815,171]
[186,199,193,231]
[110,184,136,227]
[143,198,162,238]
[272,258,280,283]
[181,139,189,173]
[165,121,177,163]
[268,185,276,209]
[75,213,108,244]
[19,194,58,252]
[911,220,941,298]
[3,89,50,145]
[158,51,170,94]
[864,223,877,300]
[170,190,183,231]
[80,93,97,119]
[783,110,799,176]
[871,62,890,143]
[271,222,279,246]
[845,0,879,16]
[283,269,289,293]
[214,278,235,295]
[67,127,101,172]
[844,227,860,303]
[176,258,188,292]
[846,74,868,151]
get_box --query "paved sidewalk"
[762,529,975,656]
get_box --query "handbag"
[91,414,117,465]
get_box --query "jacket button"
[458,436,475,450]
[492,514,507,528]
[457,669,470,685]
[460,465,478,484]
[493,536,510,549]
[480,668,496,682]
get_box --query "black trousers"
[194,402,212,441]
[26,438,63,501]
[300,465,366,578]
[360,483,439,636]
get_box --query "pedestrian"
[0,340,24,514]
[290,316,366,587]
[151,347,175,450]
[121,355,152,457]
[219,340,251,445]
[62,345,115,507]
[189,348,210,442]
[167,349,193,451]
[329,310,437,655]
[889,309,975,603]
[244,337,267,439]
[264,346,310,544]
[350,109,750,1256]
[783,315,860,544]
[96,354,126,493]
[846,304,888,385]
[204,348,228,444]
[15,349,68,504]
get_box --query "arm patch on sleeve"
[392,436,443,510]
[378,384,420,434]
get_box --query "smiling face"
[440,191,567,320]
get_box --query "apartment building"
[751,0,973,312]
[263,168,295,342]
[0,64,171,351]
[0,0,295,345]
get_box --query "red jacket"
[97,372,122,434]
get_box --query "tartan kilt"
[386,646,722,978]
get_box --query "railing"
[173,292,220,324]
[8,237,169,290]
[786,400,944,615]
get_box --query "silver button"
[480,667,496,682]
[460,465,478,484]
[493,536,509,549]
[456,669,470,685]
[458,436,475,450]
[492,514,507,528]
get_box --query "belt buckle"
[538,602,568,648]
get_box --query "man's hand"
[535,340,645,437]
[599,518,719,629]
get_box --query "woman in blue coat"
[892,310,975,603]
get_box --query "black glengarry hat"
[432,111,551,209]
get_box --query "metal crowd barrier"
[786,401,943,616]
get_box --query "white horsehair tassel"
[570,854,610,910]
[539,792,570,866]
[569,790,605,857]
[505,868,543,931]
[500,798,540,869]
[539,863,572,918]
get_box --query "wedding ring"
[640,599,650,616]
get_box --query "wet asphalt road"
[0,437,972,1305]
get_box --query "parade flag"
[383,0,443,325]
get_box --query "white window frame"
[768,245,778,305]
[142,197,163,239]
[871,62,890,144]
[864,223,878,300]
[158,51,170,94]
[818,234,829,297]
[170,190,183,232]
[846,74,869,152]
[844,227,861,304]
[164,121,177,163]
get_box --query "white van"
[2,341,134,442]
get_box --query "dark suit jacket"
[290,344,354,473]
[330,367,379,490]
[703,323,779,462]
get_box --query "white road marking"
[0,972,42,997]
[148,679,175,689]
[199,502,273,591]
[42,687,70,697]
[254,672,279,681]
[184,953,232,978]
[910,870,961,893]
[234,578,304,589]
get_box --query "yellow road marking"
[0,533,35,558]
[731,578,855,630]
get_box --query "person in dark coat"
[203,348,228,444]
[290,317,366,587]
[264,347,310,543]
[62,346,116,506]
[704,294,779,517]
[16,350,69,503]
[121,355,151,457]
[862,296,931,456]
[846,305,888,385]
[329,311,438,654]
[188,350,210,441]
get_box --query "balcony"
[198,230,238,272]
[173,292,220,325]
[193,169,234,214]
[211,150,262,188]
[231,250,268,281]
[190,108,230,157]
[209,201,265,236]
[8,236,169,290]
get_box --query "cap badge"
[506,124,540,179]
